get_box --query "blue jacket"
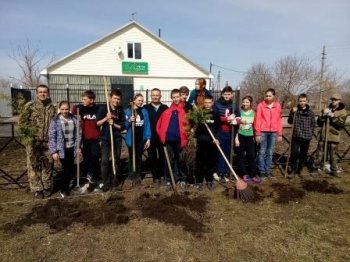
[48,113,78,158]
[124,107,151,147]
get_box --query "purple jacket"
[48,113,78,158]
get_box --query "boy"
[179,86,193,113]
[96,89,125,191]
[287,93,315,178]
[213,86,240,182]
[312,93,347,176]
[156,89,188,189]
[72,90,100,185]
[188,78,212,107]
[144,88,168,186]
[194,95,218,190]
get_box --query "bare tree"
[240,63,274,105]
[9,39,55,87]
[273,55,318,104]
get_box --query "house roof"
[41,21,210,76]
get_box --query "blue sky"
[0,0,349,87]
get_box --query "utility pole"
[216,71,221,91]
[318,45,326,111]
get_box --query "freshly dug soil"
[302,180,344,194]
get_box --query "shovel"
[163,146,178,194]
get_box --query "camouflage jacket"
[18,99,57,143]
[317,102,348,143]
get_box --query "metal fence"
[9,87,240,111]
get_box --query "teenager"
[72,90,100,184]
[235,96,261,183]
[179,86,193,113]
[144,88,168,186]
[125,93,151,188]
[48,101,79,198]
[96,89,126,192]
[194,95,218,191]
[213,86,240,183]
[188,78,211,107]
[312,93,347,176]
[254,88,282,179]
[287,93,315,178]
[156,89,188,189]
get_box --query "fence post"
[146,89,149,104]
[66,87,70,103]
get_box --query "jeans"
[217,132,231,175]
[257,132,277,174]
[164,142,182,182]
[81,139,101,180]
[128,140,145,182]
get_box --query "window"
[127,42,142,59]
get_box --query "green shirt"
[238,110,254,136]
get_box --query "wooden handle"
[103,76,116,176]
[76,107,81,187]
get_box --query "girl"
[48,101,80,198]
[254,89,282,179]
[235,96,261,183]
[125,94,151,188]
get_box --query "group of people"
[18,80,348,199]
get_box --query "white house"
[41,21,211,105]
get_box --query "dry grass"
[1,138,350,261]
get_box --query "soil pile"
[302,180,343,194]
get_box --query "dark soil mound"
[271,183,305,204]
[302,180,344,194]
[136,193,209,237]
[2,195,130,233]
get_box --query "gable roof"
[41,21,210,76]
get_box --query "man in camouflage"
[312,93,348,177]
[18,84,57,198]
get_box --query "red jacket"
[156,103,188,148]
[254,100,282,136]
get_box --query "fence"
[9,87,240,112]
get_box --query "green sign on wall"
[122,61,148,74]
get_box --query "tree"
[240,63,274,105]
[9,39,55,87]
[273,55,318,101]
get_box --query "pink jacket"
[254,100,282,136]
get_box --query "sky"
[0,0,349,88]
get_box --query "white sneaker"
[213,173,220,181]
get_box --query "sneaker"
[252,176,262,184]
[34,191,44,199]
[59,191,69,198]
[195,183,203,191]
[207,182,215,191]
[178,181,187,191]
[243,175,252,183]
[43,189,52,198]
[165,182,172,192]
[213,173,220,181]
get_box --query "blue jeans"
[257,132,277,174]
[217,132,231,175]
